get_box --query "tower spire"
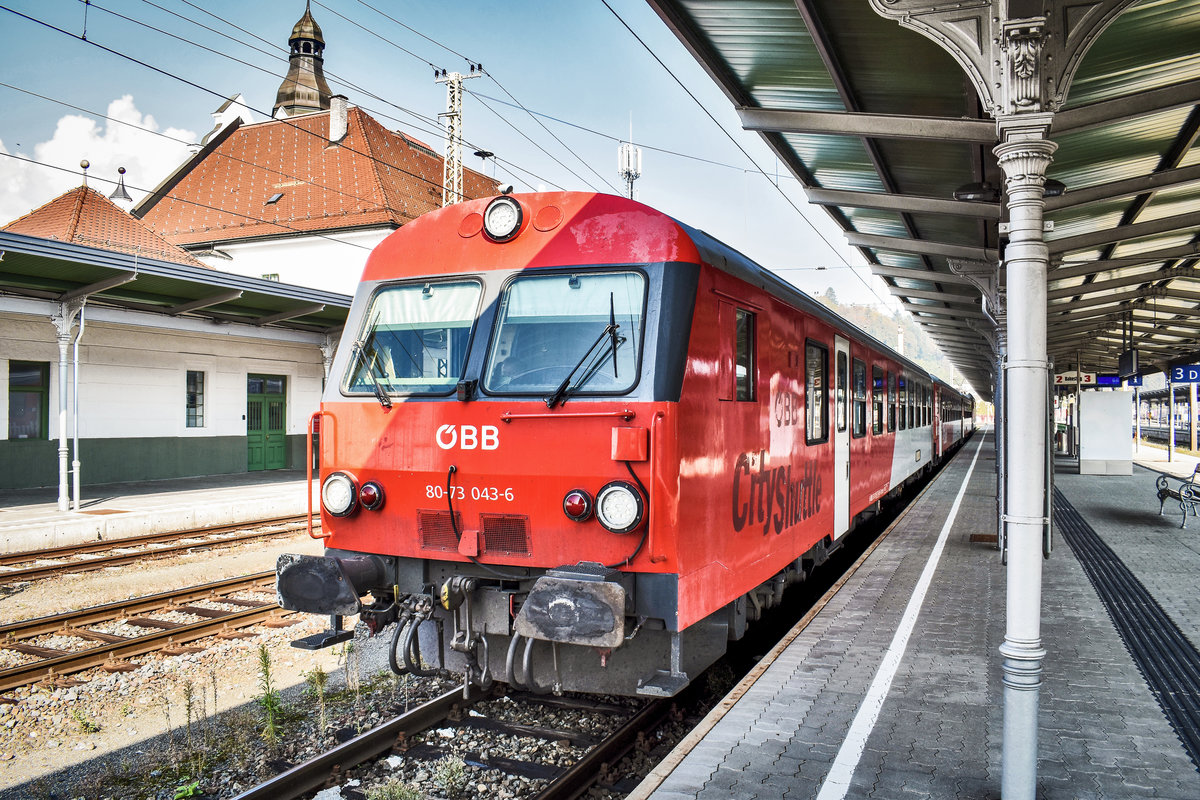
[273,1,332,118]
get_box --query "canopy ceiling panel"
[648,0,1200,401]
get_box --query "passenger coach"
[276,191,973,696]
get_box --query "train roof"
[673,217,945,387]
[365,191,968,398]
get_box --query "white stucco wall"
[0,296,328,441]
[194,228,392,295]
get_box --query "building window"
[8,361,49,440]
[852,358,867,438]
[186,371,205,428]
[805,340,828,444]
[735,309,755,401]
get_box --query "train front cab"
[274,192,958,697]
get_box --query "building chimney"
[329,95,348,144]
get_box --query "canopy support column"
[50,299,84,512]
[995,120,1056,800]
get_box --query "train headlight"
[595,481,644,534]
[562,489,593,522]
[358,481,385,511]
[321,472,357,517]
[483,196,522,242]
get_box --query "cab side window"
[735,309,755,401]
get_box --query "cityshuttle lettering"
[731,451,822,535]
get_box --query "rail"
[0,572,284,692]
[0,517,312,584]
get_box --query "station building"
[133,2,498,294]
[0,183,348,493]
[0,1,499,493]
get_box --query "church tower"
[273,1,333,118]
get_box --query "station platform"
[631,430,1200,800]
[0,470,316,554]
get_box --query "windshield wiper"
[351,341,393,410]
[545,294,623,409]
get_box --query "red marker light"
[563,490,593,522]
[359,481,385,511]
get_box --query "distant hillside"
[813,288,972,392]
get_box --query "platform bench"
[1156,464,1200,529]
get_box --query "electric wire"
[0,5,483,206]
[0,80,410,217]
[0,149,375,253]
[154,0,447,137]
[88,0,565,196]
[597,0,892,308]
[325,0,617,194]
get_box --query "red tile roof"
[139,107,498,246]
[2,185,207,267]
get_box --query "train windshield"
[483,271,645,396]
[344,280,482,396]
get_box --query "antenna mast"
[618,118,642,199]
[436,66,482,207]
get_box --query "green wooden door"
[247,375,287,471]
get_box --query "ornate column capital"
[868,1,1140,117]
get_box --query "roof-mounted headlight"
[483,196,522,242]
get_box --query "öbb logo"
[436,425,500,451]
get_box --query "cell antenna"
[618,118,642,199]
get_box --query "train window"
[898,375,907,431]
[836,351,847,434]
[872,365,884,435]
[483,271,645,396]
[852,358,866,438]
[735,309,755,402]
[805,340,828,445]
[887,371,896,432]
[908,380,915,428]
[346,279,482,397]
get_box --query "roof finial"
[80,159,90,187]
[110,166,133,207]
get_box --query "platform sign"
[1126,375,1143,387]
[1054,371,1095,386]
[1170,365,1200,383]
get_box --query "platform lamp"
[953,178,1065,201]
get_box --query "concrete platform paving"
[632,429,1200,799]
[0,470,316,553]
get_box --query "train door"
[834,336,850,538]
[933,386,942,456]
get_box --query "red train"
[276,191,974,697]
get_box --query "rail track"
[0,571,295,693]
[0,515,315,585]
[229,683,688,800]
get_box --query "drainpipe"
[71,303,87,511]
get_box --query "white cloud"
[0,95,196,226]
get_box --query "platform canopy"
[0,230,349,333]
[646,0,1200,403]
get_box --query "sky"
[0,0,900,309]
